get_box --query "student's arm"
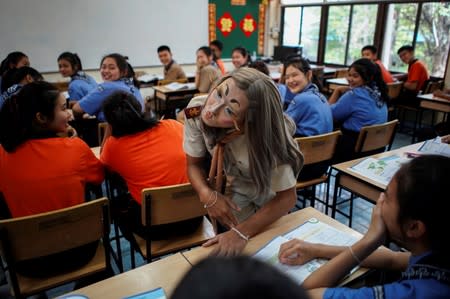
[72,101,85,117]
[204,186,297,256]
[301,194,389,290]
[328,86,349,104]
[403,81,418,92]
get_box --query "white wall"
[0,0,208,72]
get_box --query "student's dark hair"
[171,256,310,299]
[102,91,158,137]
[1,66,43,92]
[362,45,377,55]
[349,58,388,103]
[397,45,414,54]
[57,52,83,73]
[249,60,270,76]
[210,40,224,51]
[0,51,28,75]
[394,155,450,262]
[232,46,251,65]
[126,62,141,89]
[0,81,60,152]
[157,45,171,53]
[283,56,323,90]
[100,53,128,78]
[197,46,213,57]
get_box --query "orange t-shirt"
[408,59,429,92]
[100,119,189,204]
[0,138,104,218]
[375,60,394,84]
[216,59,226,75]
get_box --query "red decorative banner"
[208,4,216,42]
[217,12,236,37]
[240,13,256,37]
[258,4,266,54]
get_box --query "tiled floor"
[0,131,413,298]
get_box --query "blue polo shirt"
[68,71,97,101]
[324,252,450,299]
[78,78,143,122]
[279,83,333,137]
[330,86,387,132]
[0,84,22,111]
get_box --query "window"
[415,2,450,77]
[346,5,378,65]
[324,5,350,65]
[282,7,301,46]
[301,7,321,62]
[381,3,418,72]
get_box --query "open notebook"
[253,218,360,284]
[164,82,196,91]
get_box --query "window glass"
[324,5,350,64]
[300,6,321,62]
[346,5,377,65]
[282,7,301,46]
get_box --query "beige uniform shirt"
[183,95,297,222]
[197,65,221,94]
[164,62,187,81]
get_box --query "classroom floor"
[0,131,412,299]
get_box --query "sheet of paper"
[349,155,409,186]
[123,287,166,299]
[164,82,196,91]
[418,137,450,157]
[253,218,359,284]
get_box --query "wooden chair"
[334,120,399,227]
[97,122,108,146]
[334,68,348,78]
[0,198,111,299]
[132,183,214,263]
[387,81,403,101]
[295,131,341,214]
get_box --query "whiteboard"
[0,0,208,72]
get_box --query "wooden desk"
[331,142,423,219]
[418,93,450,113]
[326,77,348,92]
[60,253,191,299]
[182,207,367,285]
[153,83,198,116]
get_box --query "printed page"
[349,155,409,186]
[418,137,450,157]
[253,218,359,284]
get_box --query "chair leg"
[349,193,354,228]
[310,185,316,208]
[325,177,331,215]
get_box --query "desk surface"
[153,83,197,94]
[326,77,349,85]
[417,93,450,103]
[182,207,366,285]
[60,253,191,299]
[332,142,423,190]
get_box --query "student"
[0,81,104,277]
[396,45,429,106]
[184,67,303,256]
[328,58,388,162]
[157,45,187,81]
[279,155,450,299]
[172,256,310,299]
[248,60,270,76]
[195,46,221,94]
[0,51,29,92]
[279,57,333,181]
[210,39,226,75]
[72,53,144,122]
[231,46,251,70]
[361,45,394,84]
[100,91,201,239]
[58,52,97,104]
[0,66,43,110]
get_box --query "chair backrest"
[423,80,443,94]
[387,81,404,100]
[141,183,207,226]
[355,119,399,153]
[335,68,348,78]
[157,78,188,86]
[295,131,342,166]
[0,198,109,263]
[98,122,108,146]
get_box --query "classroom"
[1,0,449,298]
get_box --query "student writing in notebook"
[157,45,187,81]
[184,67,303,256]
[279,155,450,299]
[58,52,97,105]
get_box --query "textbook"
[418,137,450,157]
[349,155,409,186]
[253,218,359,284]
[164,82,196,91]
[123,287,166,299]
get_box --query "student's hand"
[441,134,450,144]
[278,239,316,265]
[364,193,387,246]
[203,229,247,257]
[67,125,78,138]
[204,192,240,228]
[196,60,204,71]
